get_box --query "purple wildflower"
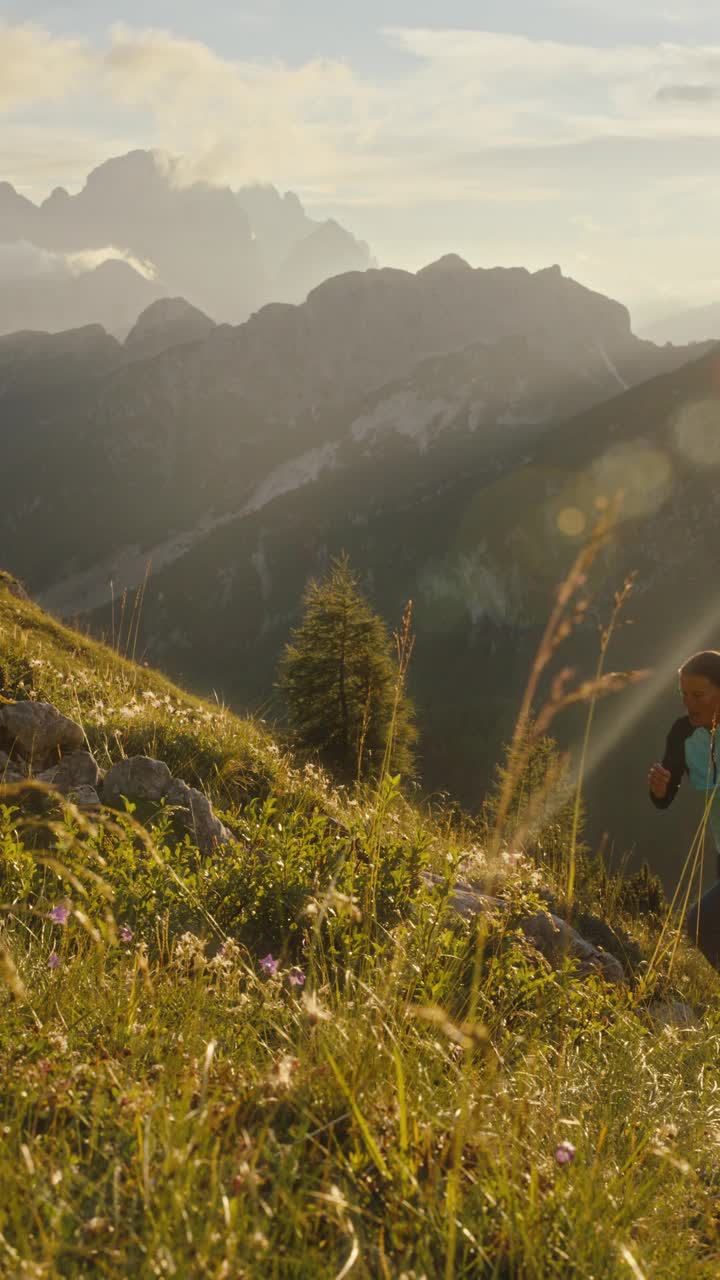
[118,925,134,944]
[287,967,306,987]
[48,906,70,926]
[259,953,279,977]
[48,951,62,971]
[554,1141,576,1166]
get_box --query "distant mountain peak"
[418,254,473,276]
[124,295,216,358]
[0,149,374,331]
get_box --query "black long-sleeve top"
[649,716,694,810]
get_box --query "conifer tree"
[278,555,416,781]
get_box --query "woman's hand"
[648,762,671,800]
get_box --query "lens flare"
[556,506,586,538]
[672,400,720,468]
[591,443,673,520]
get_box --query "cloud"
[656,83,720,102]
[4,19,720,310]
[0,240,156,283]
[5,21,720,193]
[0,22,91,110]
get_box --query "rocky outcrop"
[0,702,101,807]
[0,700,233,852]
[102,756,172,806]
[36,750,102,793]
[165,778,234,852]
[0,749,26,784]
[424,872,625,984]
[100,755,234,852]
[0,701,85,766]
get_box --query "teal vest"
[685,727,720,851]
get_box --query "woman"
[648,650,720,966]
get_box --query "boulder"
[0,749,27,784]
[0,701,84,764]
[165,778,234,854]
[519,910,625,985]
[422,872,625,984]
[102,756,172,807]
[36,750,102,793]
[648,1000,700,1029]
[66,784,101,809]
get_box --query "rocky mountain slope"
[0,255,706,596]
[0,150,371,333]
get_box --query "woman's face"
[680,673,720,729]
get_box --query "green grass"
[3,579,720,1278]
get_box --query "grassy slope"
[2,577,720,1278]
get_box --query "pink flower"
[48,952,61,971]
[287,967,306,987]
[259,953,279,977]
[554,1141,576,1166]
[48,906,70,926]
[118,925,133,944]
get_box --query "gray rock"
[0,701,84,764]
[165,778,233,854]
[1,748,26,773]
[648,1000,700,1029]
[35,750,102,793]
[102,756,172,807]
[0,749,27,784]
[66,784,101,809]
[422,871,625,984]
[519,909,625,985]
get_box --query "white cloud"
[0,240,156,283]
[4,21,720,190]
[0,22,91,110]
[3,20,720,309]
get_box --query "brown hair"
[679,650,720,688]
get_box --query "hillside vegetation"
[2,575,720,1278]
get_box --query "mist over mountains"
[0,150,372,335]
[640,301,720,348]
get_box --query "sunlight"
[672,399,720,467]
[576,590,720,793]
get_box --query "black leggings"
[686,879,720,968]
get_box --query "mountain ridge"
[0,149,372,333]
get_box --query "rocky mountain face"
[1,257,703,599]
[0,151,372,334]
[0,297,215,397]
[1,257,717,880]
[123,297,215,361]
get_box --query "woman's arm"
[649,717,691,810]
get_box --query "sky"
[3,1,720,321]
